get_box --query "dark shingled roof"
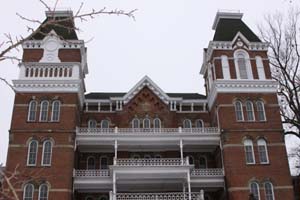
[30,17,78,40]
[85,92,206,100]
[213,18,261,42]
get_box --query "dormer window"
[234,50,253,79]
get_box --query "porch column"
[187,172,191,200]
[113,172,117,200]
[183,182,186,198]
[180,139,184,165]
[114,140,118,160]
[200,189,204,200]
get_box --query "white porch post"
[114,140,118,160]
[187,172,191,200]
[113,172,117,200]
[180,139,184,165]
[200,189,204,200]
[109,191,113,200]
[183,182,186,198]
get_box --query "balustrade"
[114,158,187,167]
[75,170,110,177]
[115,192,201,200]
[191,168,224,177]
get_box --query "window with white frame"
[28,100,37,122]
[88,120,97,129]
[39,101,49,122]
[100,156,108,169]
[244,139,255,164]
[257,139,269,164]
[42,140,52,166]
[250,182,260,200]
[38,184,49,200]
[264,182,275,200]
[87,157,96,170]
[221,55,231,79]
[101,120,109,128]
[153,118,161,129]
[183,119,192,128]
[143,118,151,128]
[255,56,266,80]
[23,183,34,200]
[256,101,266,121]
[199,156,207,169]
[27,140,38,166]
[234,101,244,121]
[51,100,60,122]
[246,101,255,121]
[234,50,253,79]
[132,118,140,128]
[195,119,204,128]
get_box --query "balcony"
[114,192,203,200]
[76,127,220,148]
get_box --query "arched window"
[23,183,34,200]
[100,156,108,169]
[256,101,266,121]
[153,118,161,129]
[143,118,151,128]
[264,182,275,200]
[132,154,140,159]
[99,196,108,200]
[27,140,38,166]
[257,139,269,164]
[28,100,37,121]
[250,182,260,200]
[221,55,231,79]
[183,119,192,128]
[245,101,255,121]
[154,154,162,159]
[234,50,253,79]
[101,120,110,128]
[256,56,266,80]
[85,197,94,200]
[244,139,255,164]
[132,118,140,128]
[87,156,96,170]
[38,184,49,200]
[234,101,244,121]
[144,154,151,159]
[39,101,49,122]
[188,156,194,165]
[88,120,97,129]
[51,100,60,122]
[199,156,207,169]
[195,119,204,128]
[42,140,52,166]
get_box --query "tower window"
[256,101,266,121]
[221,55,231,79]
[42,140,53,166]
[183,119,192,128]
[38,184,49,200]
[257,139,269,164]
[23,183,34,200]
[39,101,49,122]
[264,182,275,200]
[234,101,244,121]
[51,100,61,122]
[101,120,110,128]
[234,50,253,79]
[256,56,266,79]
[28,100,37,122]
[27,140,38,166]
[250,182,260,200]
[244,139,255,164]
[88,120,97,129]
[246,101,255,121]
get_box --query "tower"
[5,10,87,199]
[201,11,294,199]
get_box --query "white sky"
[0,0,299,173]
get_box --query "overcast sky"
[0,0,299,173]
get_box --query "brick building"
[2,10,295,200]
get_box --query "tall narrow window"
[23,183,34,200]
[85,197,93,200]
[39,101,49,122]
[188,156,194,165]
[199,156,207,169]
[88,120,97,129]
[28,100,37,121]
[99,196,108,200]
[100,156,108,169]
[256,101,266,121]
[195,119,204,128]
[234,50,253,79]
[264,182,275,200]
[250,182,260,200]
[132,118,140,128]
[257,139,269,164]
[183,119,192,128]
[244,139,255,164]
[101,120,110,128]
[234,101,244,121]
[87,157,96,170]
[246,101,255,121]
[27,140,38,166]
[51,101,60,122]
[256,56,266,79]
[143,118,151,128]
[38,184,49,200]
[42,140,52,166]
[221,55,231,79]
[153,118,161,129]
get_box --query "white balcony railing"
[191,168,224,177]
[77,127,219,135]
[114,158,188,167]
[115,192,201,200]
[74,170,110,177]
